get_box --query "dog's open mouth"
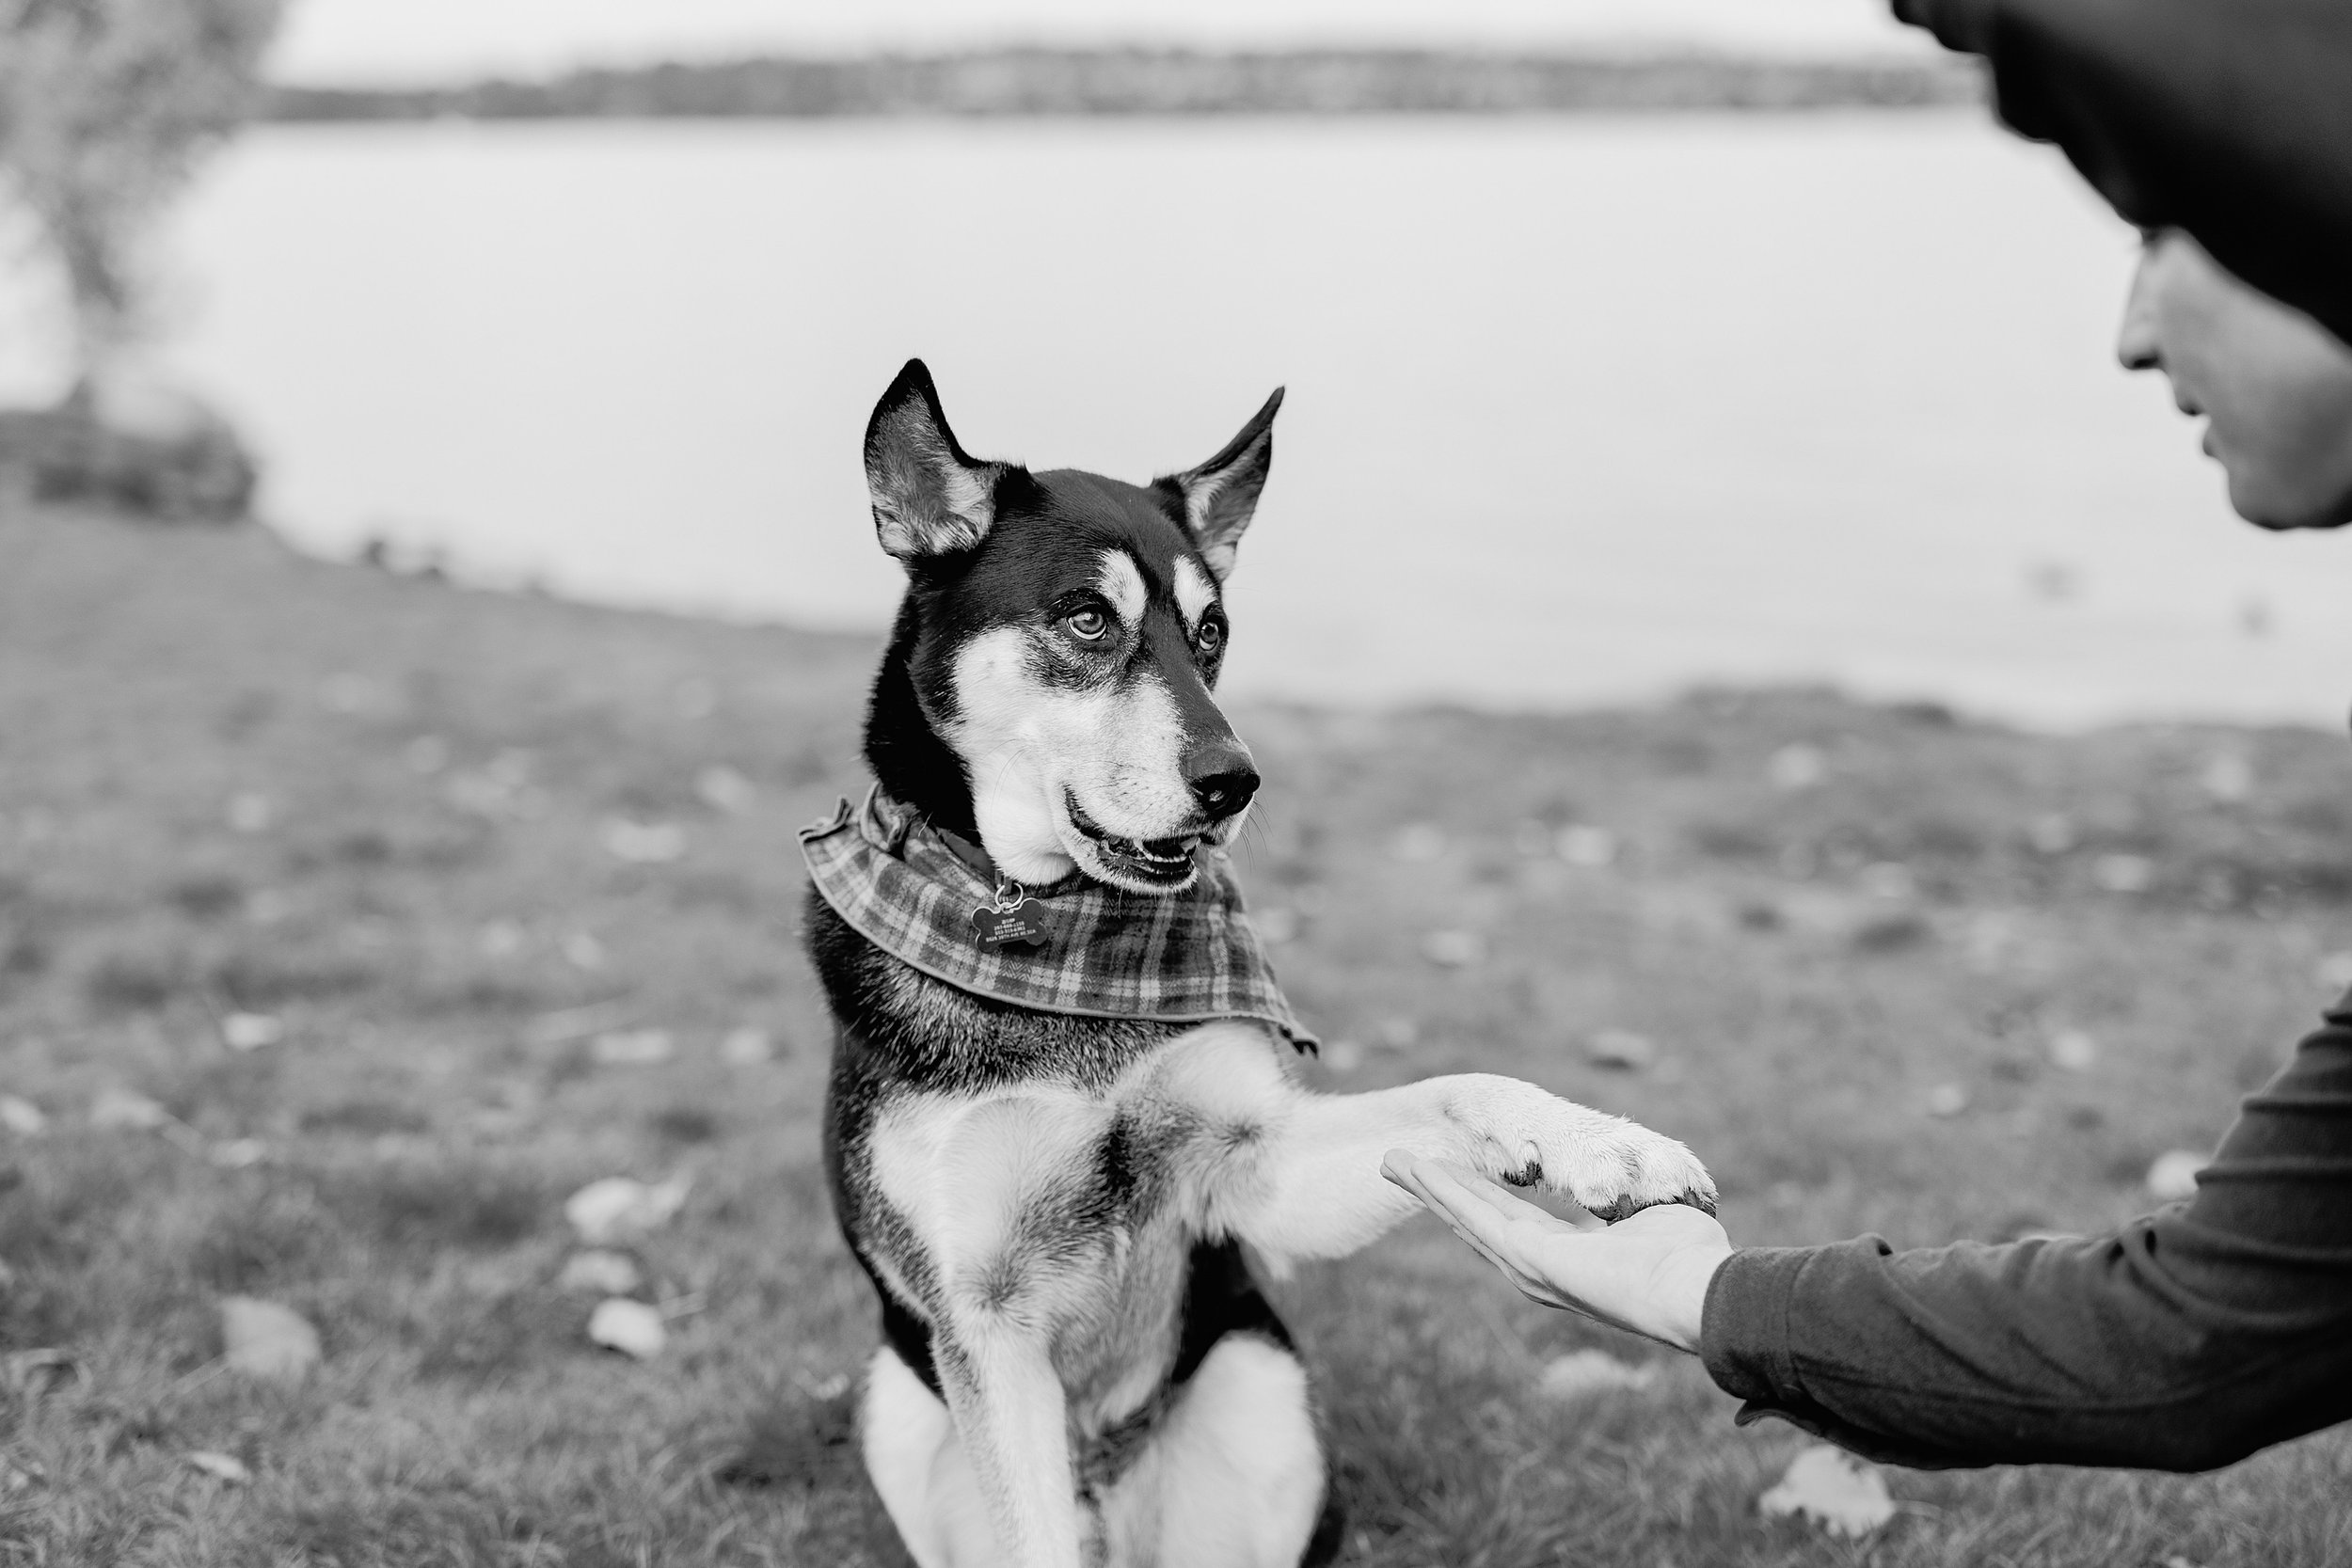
[1066,797,1203,889]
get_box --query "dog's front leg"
[875,1093,1103,1568]
[933,1320,1087,1568]
[1163,1027,1715,1268]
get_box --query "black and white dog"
[805,360,1715,1568]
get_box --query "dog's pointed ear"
[1165,387,1281,582]
[865,359,1009,563]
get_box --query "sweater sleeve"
[1893,0,2352,348]
[1699,991,2352,1471]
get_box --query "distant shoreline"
[268,48,1984,122]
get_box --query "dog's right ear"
[864,359,1009,563]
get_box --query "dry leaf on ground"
[1585,1029,1657,1071]
[3,1349,79,1397]
[220,1012,285,1051]
[525,1001,632,1047]
[1538,1349,1660,1399]
[589,1029,675,1067]
[564,1174,692,1244]
[695,765,756,814]
[2146,1149,2207,1203]
[719,1026,773,1065]
[1420,930,1485,968]
[587,1297,666,1359]
[220,1296,322,1383]
[600,818,686,863]
[89,1088,168,1130]
[557,1250,644,1295]
[183,1450,252,1485]
[1758,1445,1896,1538]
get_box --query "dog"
[803,359,1717,1568]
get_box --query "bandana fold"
[801,785,1316,1050]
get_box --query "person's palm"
[1383,1151,1732,1353]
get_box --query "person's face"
[2116,230,2352,530]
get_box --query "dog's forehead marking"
[1172,557,1217,628]
[1094,549,1149,627]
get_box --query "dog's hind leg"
[1099,1333,1331,1568]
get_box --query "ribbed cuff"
[1699,1245,1814,1406]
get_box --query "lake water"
[23,114,2352,727]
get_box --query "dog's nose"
[1185,747,1260,820]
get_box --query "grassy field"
[3,497,2350,1567]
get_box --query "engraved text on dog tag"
[971,895,1050,950]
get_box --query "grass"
[3,497,2350,1566]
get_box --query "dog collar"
[923,823,1055,951]
[800,784,1318,1051]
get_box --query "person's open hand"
[1382,1149,1734,1354]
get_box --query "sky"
[269,0,1931,86]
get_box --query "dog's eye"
[1065,609,1109,641]
[1197,620,1225,654]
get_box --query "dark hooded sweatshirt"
[1698,2,2352,1469]
[1703,989,2352,1469]
[1893,0,2352,345]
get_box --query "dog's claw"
[1532,1118,1716,1224]
[1587,1186,1719,1224]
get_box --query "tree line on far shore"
[270,49,1984,123]
[1,0,281,519]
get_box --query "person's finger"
[1380,1155,1475,1234]
[1405,1162,1559,1266]
[1381,1155,1507,1243]
[1383,1151,1486,1221]
[1414,1161,1605,1243]
[1391,1165,1532,1275]
[1383,1153,1610,1312]
[1422,1161,1605,1232]
[1420,1160,1535,1218]
[1395,1168,1528,1267]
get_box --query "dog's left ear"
[865,358,1010,563]
[1163,387,1282,582]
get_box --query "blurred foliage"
[0,0,283,388]
[272,48,1984,122]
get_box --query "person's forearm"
[1702,1233,2352,1470]
[1700,1001,2352,1470]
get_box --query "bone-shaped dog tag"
[971,895,1050,950]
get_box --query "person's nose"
[2116,239,2165,372]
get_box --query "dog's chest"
[866,1070,1212,1428]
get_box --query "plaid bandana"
[801,784,1317,1051]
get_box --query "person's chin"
[2313,482,2352,530]
[2230,473,2352,531]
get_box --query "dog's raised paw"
[1538,1123,1718,1222]
[1598,1130,1718,1220]
[1461,1082,1718,1222]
